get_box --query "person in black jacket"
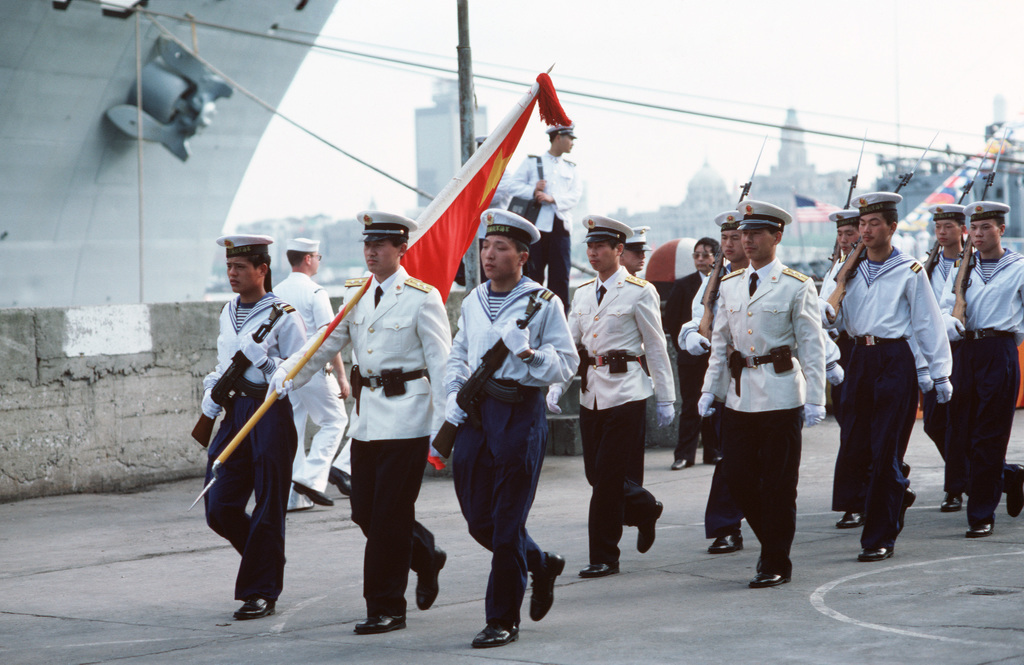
[663,236,719,469]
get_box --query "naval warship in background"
[0,0,338,308]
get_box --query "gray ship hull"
[0,0,337,307]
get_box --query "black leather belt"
[483,377,538,404]
[355,369,425,389]
[236,378,268,400]
[351,365,426,414]
[852,335,904,346]
[587,353,645,366]
[963,328,1015,340]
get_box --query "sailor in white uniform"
[273,237,350,510]
[938,201,1024,536]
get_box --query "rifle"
[980,129,1011,200]
[824,241,866,325]
[894,132,938,194]
[191,304,284,447]
[923,239,943,280]
[951,243,974,325]
[432,292,547,458]
[845,131,867,208]
[696,139,768,340]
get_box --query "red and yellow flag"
[403,73,571,301]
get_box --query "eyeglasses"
[315,254,323,260]
[692,252,714,259]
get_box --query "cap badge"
[223,240,234,248]
[745,204,753,214]
[935,206,944,213]
[976,205,984,212]
[859,197,867,206]
[362,214,373,225]
[727,215,735,222]
[486,212,494,222]
[587,219,595,229]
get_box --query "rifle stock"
[952,245,974,325]
[432,420,458,458]
[697,253,726,340]
[923,240,942,279]
[825,242,867,323]
[191,414,216,448]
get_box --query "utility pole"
[456,0,479,290]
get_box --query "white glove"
[239,333,269,367]
[917,373,934,394]
[270,366,294,397]
[826,362,845,386]
[546,385,563,414]
[684,330,711,356]
[500,321,531,356]
[446,393,467,425]
[656,401,675,427]
[945,316,965,342]
[819,299,836,326]
[935,379,953,404]
[803,403,826,427]
[697,392,716,418]
[201,388,222,419]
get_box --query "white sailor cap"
[737,200,792,231]
[714,210,742,231]
[829,209,860,228]
[927,203,966,223]
[286,237,320,253]
[853,192,902,215]
[546,123,576,138]
[583,215,633,244]
[625,226,651,251]
[357,211,417,242]
[217,234,273,257]
[481,209,541,245]
[966,201,1010,224]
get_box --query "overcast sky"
[225,0,1024,232]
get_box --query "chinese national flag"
[402,73,571,301]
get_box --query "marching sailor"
[697,200,827,587]
[820,192,952,561]
[272,212,450,634]
[551,215,675,579]
[938,201,1024,536]
[201,234,306,620]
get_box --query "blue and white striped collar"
[973,249,1023,284]
[858,247,912,285]
[229,293,281,332]
[476,276,545,323]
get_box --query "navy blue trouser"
[704,401,743,539]
[350,437,436,617]
[722,407,802,578]
[580,399,661,565]
[948,337,1021,528]
[526,216,571,314]
[206,395,296,602]
[452,391,549,629]
[835,341,914,550]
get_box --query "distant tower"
[415,79,488,207]
[777,108,807,173]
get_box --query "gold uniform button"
[368,327,375,333]
[594,316,599,321]
[750,346,755,352]
[747,311,753,317]
[748,329,753,334]
[593,333,598,338]
[394,324,400,330]
[367,349,373,354]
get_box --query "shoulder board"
[625,275,648,287]
[721,269,744,282]
[953,259,961,268]
[539,289,554,301]
[345,277,370,287]
[280,304,296,313]
[910,262,923,273]
[404,277,434,293]
[579,277,596,287]
[564,159,576,167]
[782,267,810,282]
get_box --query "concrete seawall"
[0,293,678,503]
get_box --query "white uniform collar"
[597,266,626,294]
[372,270,401,294]
[748,258,779,284]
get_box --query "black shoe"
[233,597,275,620]
[966,522,994,538]
[292,481,334,507]
[897,487,916,534]
[835,512,864,529]
[748,573,789,588]
[579,562,619,578]
[707,533,743,554]
[1006,465,1024,518]
[329,468,352,497]
[529,551,565,621]
[671,459,695,470]
[858,547,894,562]
[637,501,663,553]
[354,615,406,634]
[940,492,963,513]
[704,455,723,465]
[416,547,446,611]
[900,461,911,478]
[472,622,519,648]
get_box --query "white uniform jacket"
[273,272,334,336]
[204,294,307,390]
[506,152,583,233]
[928,254,956,304]
[821,247,952,381]
[702,261,826,412]
[280,267,451,441]
[939,250,1024,346]
[445,277,578,394]
[565,267,675,410]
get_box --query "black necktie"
[749,273,759,297]
[597,285,606,305]
[374,286,384,308]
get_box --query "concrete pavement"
[2,414,1023,665]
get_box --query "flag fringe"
[535,73,572,127]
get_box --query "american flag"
[793,194,840,224]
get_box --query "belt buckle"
[744,356,757,368]
[594,356,607,367]
[864,335,877,346]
